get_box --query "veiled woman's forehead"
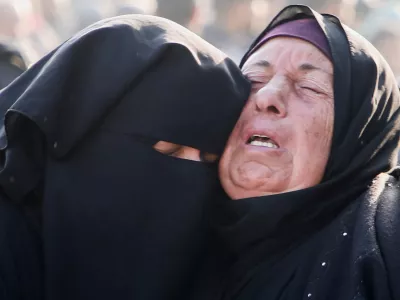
[242,37,333,77]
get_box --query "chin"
[223,176,288,200]
[219,159,292,199]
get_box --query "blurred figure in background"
[202,0,255,63]
[115,4,144,16]
[155,0,198,31]
[69,0,104,33]
[0,1,59,66]
[358,0,400,78]
[0,1,19,38]
[0,41,26,89]
[370,28,400,78]
[35,0,58,29]
[287,0,357,26]
[75,8,103,31]
[2,0,400,71]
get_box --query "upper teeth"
[250,140,278,148]
[248,135,278,148]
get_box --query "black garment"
[0,194,43,300]
[211,5,400,300]
[0,15,250,299]
[0,62,23,89]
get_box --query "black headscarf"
[0,15,250,299]
[211,5,400,300]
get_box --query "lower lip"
[244,143,285,154]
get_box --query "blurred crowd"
[1,0,400,80]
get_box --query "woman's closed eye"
[301,86,323,95]
[249,81,266,92]
[297,76,333,97]
[244,75,270,91]
[153,141,219,163]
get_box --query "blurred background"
[1,0,400,80]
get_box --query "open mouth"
[246,135,279,149]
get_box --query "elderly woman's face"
[219,37,334,199]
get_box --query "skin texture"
[219,37,335,200]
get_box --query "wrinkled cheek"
[308,106,334,151]
[222,121,247,167]
[318,114,334,153]
[298,112,333,181]
[220,119,243,161]
[222,120,244,159]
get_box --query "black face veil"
[211,5,400,299]
[0,15,250,299]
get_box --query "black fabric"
[0,193,43,300]
[211,5,400,300]
[0,15,250,299]
[0,62,24,90]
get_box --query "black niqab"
[0,190,43,299]
[0,15,250,299]
[211,6,400,300]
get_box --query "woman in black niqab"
[211,5,400,300]
[0,15,250,299]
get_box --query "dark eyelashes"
[199,151,207,162]
[244,74,263,84]
[244,74,270,86]
[300,86,324,95]
[200,151,220,163]
[200,151,213,163]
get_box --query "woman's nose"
[254,77,287,117]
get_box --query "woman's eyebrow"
[298,63,333,77]
[254,59,271,68]
[243,59,271,72]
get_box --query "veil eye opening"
[153,140,219,163]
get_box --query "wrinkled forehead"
[101,47,249,155]
[242,37,334,80]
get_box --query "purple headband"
[249,18,332,60]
